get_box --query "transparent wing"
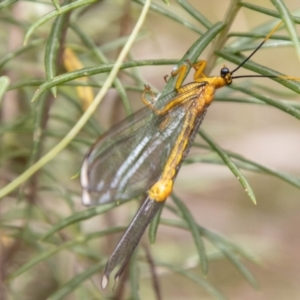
[81,82,207,206]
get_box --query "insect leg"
[171,60,208,90]
[192,60,208,79]
[141,85,159,111]
[171,64,188,90]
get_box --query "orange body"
[147,60,232,201]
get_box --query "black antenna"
[230,22,282,75]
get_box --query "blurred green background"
[1,0,300,299]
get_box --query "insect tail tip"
[101,274,109,290]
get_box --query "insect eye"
[220,67,230,78]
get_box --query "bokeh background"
[1,0,300,299]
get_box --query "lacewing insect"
[80,23,299,289]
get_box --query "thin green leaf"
[26,91,50,170]
[230,85,300,120]
[199,130,257,204]
[99,33,145,53]
[51,0,61,11]
[44,2,71,96]
[129,250,140,300]
[148,204,163,244]
[0,39,44,70]
[160,218,261,265]
[225,40,296,54]
[176,0,212,29]
[24,0,98,45]
[48,262,104,300]
[8,79,44,90]
[201,226,261,266]
[231,155,300,189]
[228,32,294,41]
[171,193,208,274]
[270,0,300,62]
[185,150,300,190]
[0,76,10,103]
[0,0,18,9]
[133,0,204,35]
[41,200,130,241]
[217,245,260,289]
[9,227,125,280]
[240,2,300,24]
[156,261,228,300]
